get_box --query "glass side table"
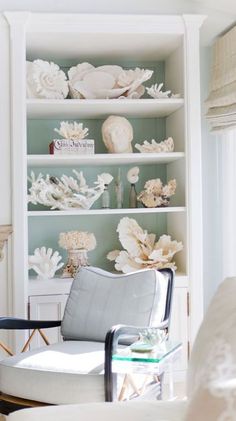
[112,341,182,401]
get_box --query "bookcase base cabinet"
[5,12,204,381]
[28,294,68,348]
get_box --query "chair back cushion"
[185,277,236,420]
[61,266,169,342]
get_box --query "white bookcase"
[5,12,204,378]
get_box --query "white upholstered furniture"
[4,276,236,421]
[0,266,173,413]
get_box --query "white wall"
[200,47,223,308]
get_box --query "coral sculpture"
[28,171,113,210]
[137,178,176,208]
[54,121,89,140]
[26,60,68,99]
[107,217,183,273]
[135,137,174,153]
[59,231,96,278]
[68,62,153,99]
[146,83,180,99]
[102,116,133,153]
[28,247,64,279]
[59,231,96,251]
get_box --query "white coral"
[28,247,64,279]
[59,231,96,251]
[107,217,183,273]
[28,170,113,210]
[135,137,174,153]
[26,60,68,99]
[54,121,89,140]
[146,83,180,99]
[137,178,177,208]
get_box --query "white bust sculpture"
[102,115,133,153]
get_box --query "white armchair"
[0,266,174,414]
[4,276,236,421]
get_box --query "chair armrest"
[104,322,168,402]
[0,317,61,330]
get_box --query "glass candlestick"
[115,168,123,209]
[129,183,137,208]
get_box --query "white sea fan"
[54,121,89,140]
[26,60,68,99]
[28,247,64,279]
[127,167,140,184]
[107,217,183,273]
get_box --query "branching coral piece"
[28,247,64,279]
[107,217,183,273]
[54,121,89,140]
[28,170,113,210]
[137,178,176,208]
[146,83,180,99]
[135,137,174,153]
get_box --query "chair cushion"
[0,341,105,404]
[185,277,236,420]
[61,266,168,341]
[7,400,188,421]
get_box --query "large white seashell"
[83,71,115,91]
[102,115,133,153]
[26,60,68,99]
[28,247,64,279]
[68,62,153,99]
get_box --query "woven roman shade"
[205,25,236,132]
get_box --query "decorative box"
[49,139,95,155]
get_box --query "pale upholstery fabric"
[61,266,168,341]
[6,401,188,421]
[185,277,236,421]
[0,341,105,404]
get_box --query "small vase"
[62,249,88,278]
[102,184,110,208]
[129,183,137,208]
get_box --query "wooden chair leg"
[38,329,50,345]
[0,341,14,356]
[21,329,37,352]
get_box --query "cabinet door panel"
[29,294,68,349]
[169,287,188,374]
